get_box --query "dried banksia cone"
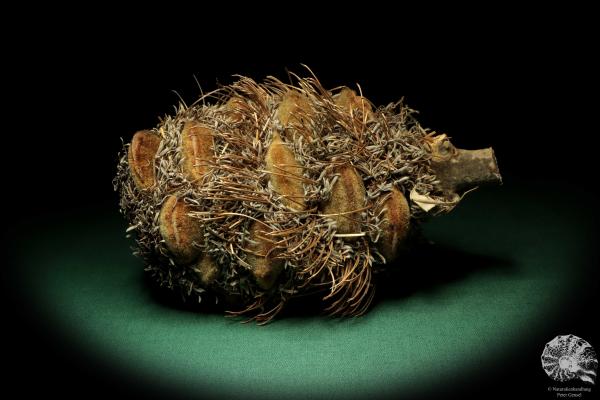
[114,69,502,324]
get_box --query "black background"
[3,6,597,399]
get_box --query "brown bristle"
[321,165,366,235]
[378,188,410,262]
[128,130,161,190]
[158,195,203,264]
[265,132,306,211]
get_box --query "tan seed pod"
[378,188,410,262]
[265,132,305,211]
[334,87,373,118]
[159,195,203,264]
[193,254,219,286]
[321,165,366,235]
[181,121,214,184]
[245,221,283,290]
[276,90,313,127]
[128,130,161,190]
[223,96,246,123]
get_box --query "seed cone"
[114,69,493,324]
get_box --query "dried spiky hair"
[114,69,452,324]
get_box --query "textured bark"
[429,135,502,193]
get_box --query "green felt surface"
[16,185,594,399]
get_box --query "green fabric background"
[15,184,595,398]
